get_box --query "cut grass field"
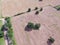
[0,38,5,45]
[2,0,60,45]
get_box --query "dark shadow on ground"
[39,0,43,1]
[47,40,52,45]
[25,26,32,32]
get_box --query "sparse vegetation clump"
[54,5,60,11]
[5,17,12,28]
[34,24,40,30]
[7,29,13,38]
[0,20,4,38]
[27,22,34,29]
[0,18,5,45]
[0,31,4,38]
[5,17,13,38]
[26,22,41,31]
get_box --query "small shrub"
[27,22,34,29]
[5,17,13,38]
[0,31,4,38]
[48,37,55,43]
[5,17,10,23]
[7,29,13,38]
[5,17,12,28]
[26,22,41,30]
[34,24,40,29]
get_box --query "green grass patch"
[12,36,16,45]
[5,17,16,45]
[0,20,3,30]
[0,38,5,45]
[0,20,2,27]
[0,20,5,45]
